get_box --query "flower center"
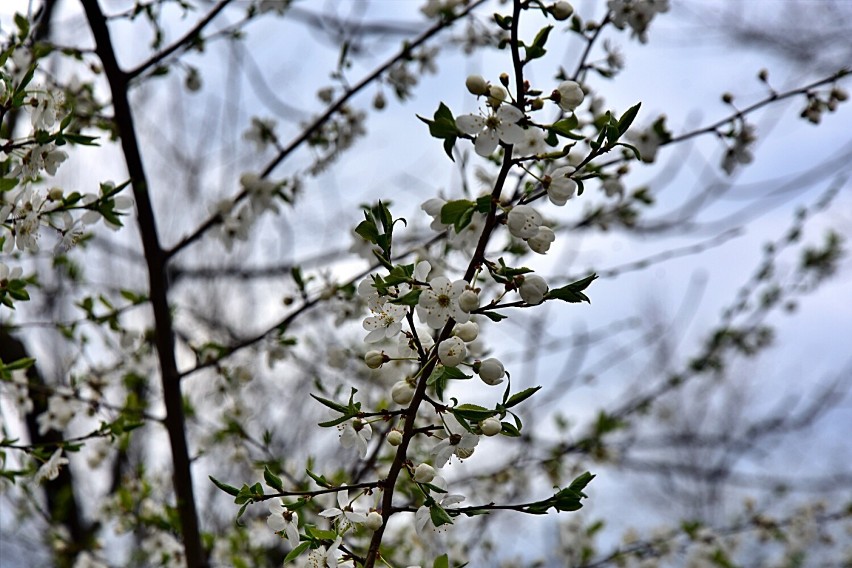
[449,433,462,445]
[437,293,450,308]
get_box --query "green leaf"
[430,503,454,528]
[481,311,507,322]
[547,273,598,304]
[501,421,521,437]
[209,475,240,497]
[355,218,380,244]
[493,13,513,30]
[389,288,422,306]
[617,102,641,137]
[475,194,493,214]
[504,386,541,408]
[310,394,349,415]
[14,13,30,39]
[263,466,284,492]
[568,471,595,495]
[525,25,553,62]
[550,115,580,137]
[440,200,475,225]
[283,542,310,563]
[452,404,494,423]
[305,468,333,489]
[433,554,449,568]
[317,414,352,428]
[0,178,19,192]
[307,527,337,541]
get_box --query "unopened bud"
[413,463,436,483]
[365,350,386,369]
[480,417,502,436]
[365,511,383,531]
[550,1,574,20]
[387,429,403,446]
[465,74,489,96]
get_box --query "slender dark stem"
[81,2,205,566]
[125,0,234,80]
[362,2,527,565]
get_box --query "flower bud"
[519,274,548,305]
[453,321,479,343]
[48,187,64,201]
[550,1,574,20]
[387,429,403,446]
[480,417,502,436]
[364,350,386,369]
[373,91,386,110]
[438,336,467,367]
[458,289,480,313]
[553,80,584,112]
[478,357,505,385]
[465,74,489,96]
[488,85,507,107]
[413,463,436,483]
[391,380,415,405]
[499,73,510,87]
[365,511,384,531]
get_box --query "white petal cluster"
[608,0,670,44]
[477,357,505,385]
[507,205,543,239]
[417,276,469,328]
[432,414,479,468]
[267,499,300,549]
[519,274,548,305]
[339,419,372,458]
[457,105,526,157]
[555,81,584,112]
[33,449,69,484]
[437,336,467,367]
[546,166,577,206]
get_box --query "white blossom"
[458,289,480,313]
[432,414,479,467]
[339,419,372,458]
[547,165,577,206]
[507,205,543,239]
[477,357,505,385]
[306,535,343,568]
[320,487,368,527]
[37,395,77,435]
[555,81,584,112]
[453,321,479,343]
[421,198,450,232]
[513,128,548,157]
[267,499,300,549]
[480,417,502,436]
[519,274,548,305]
[391,380,415,405]
[417,276,470,328]
[414,463,436,483]
[438,336,467,367]
[34,449,69,484]
[465,74,489,96]
[528,226,556,255]
[456,105,526,157]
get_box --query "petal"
[497,105,524,123]
[455,114,485,136]
[496,122,526,145]
[285,523,300,549]
[474,131,499,157]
